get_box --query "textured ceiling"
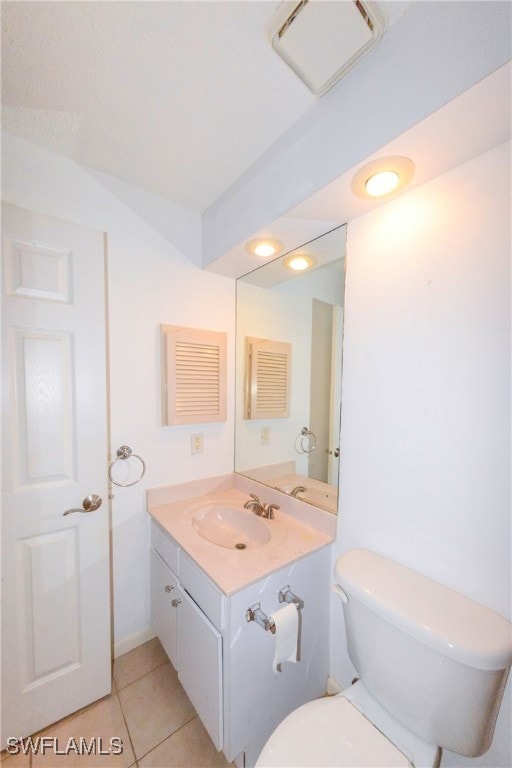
[1,1,409,212]
[2,1,315,211]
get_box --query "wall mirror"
[235,225,346,515]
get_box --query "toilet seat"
[255,695,413,768]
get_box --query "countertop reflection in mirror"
[235,225,347,515]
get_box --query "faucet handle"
[266,503,280,519]
[244,492,261,509]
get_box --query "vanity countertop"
[148,486,333,596]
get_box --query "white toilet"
[256,549,512,768]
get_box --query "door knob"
[334,448,340,458]
[63,494,102,516]
[171,598,182,607]
[164,585,174,593]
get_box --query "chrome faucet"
[290,485,306,497]
[243,493,280,520]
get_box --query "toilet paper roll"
[270,603,299,673]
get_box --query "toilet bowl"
[255,681,440,768]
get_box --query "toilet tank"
[335,549,512,757]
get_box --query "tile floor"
[1,638,232,768]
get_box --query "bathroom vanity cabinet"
[149,518,331,767]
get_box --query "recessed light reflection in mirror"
[283,253,316,271]
[245,238,284,259]
[235,225,347,515]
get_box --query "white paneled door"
[1,204,111,744]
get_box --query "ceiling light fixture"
[365,169,400,197]
[351,156,415,200]
[245,238,284,259]
[283,253,315,272]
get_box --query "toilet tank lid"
[335,549,512,671]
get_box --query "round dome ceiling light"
[351,156,415,200]
[283,253,315,272]
[245,238,284,258]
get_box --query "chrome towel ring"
[108,445,146,487]
[294,427,316,454]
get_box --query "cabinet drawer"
[180,551,224,630]
[150,520,179,573]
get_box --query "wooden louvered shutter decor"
[162,325,227,425]
[245,337,291,420]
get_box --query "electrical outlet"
[191,433,204,454]
[261,427,270,445]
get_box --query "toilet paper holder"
[246,586,304,635]
[278,585,304,610]
[246,603,276,634]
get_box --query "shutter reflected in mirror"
[162,325,227,425]
[245,337,291,420]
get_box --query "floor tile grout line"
[134,714,198,764]
[114,658,171,692]
[115,653,199,765]
[115,662,196,763]
[114,688,139,768]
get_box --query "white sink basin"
[191,503,272,549]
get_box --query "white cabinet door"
[150,550,178,668]
[177,587,223,751]
[1,204,110,742]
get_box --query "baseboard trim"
[113,626,156,658]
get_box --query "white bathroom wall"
[332,141,511,767]
[2,133,236,650]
